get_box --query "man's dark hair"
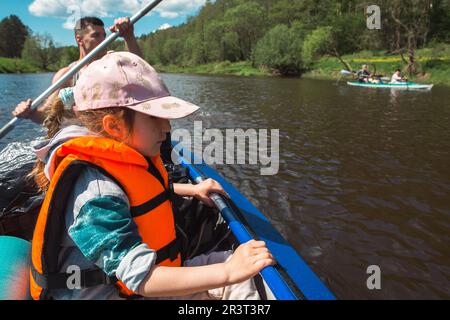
[395,68,401,72]
[74,17,104,37]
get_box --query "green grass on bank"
[303,44,450,86]
[0,57,42,73]
[155,61,270,77]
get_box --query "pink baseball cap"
[73,51,199,119]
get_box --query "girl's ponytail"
[29,91,75,192]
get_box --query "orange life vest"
[30,136,182,300]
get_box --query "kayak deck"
[347,81,433,90]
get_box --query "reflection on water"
[1,72,449,299]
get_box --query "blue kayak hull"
[347,81,433,90]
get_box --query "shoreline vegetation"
[0,57,42,74]
[156,45,450,87]
[3,45,448,86]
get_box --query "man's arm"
[124,36,143,58]
[11,66,72,124]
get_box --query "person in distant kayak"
[29,52,274,300]
[357,65,372,83]
[390,69,407,84]
[12,16,142,122]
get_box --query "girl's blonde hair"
[30,92,135,192]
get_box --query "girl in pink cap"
[29,52,274,300]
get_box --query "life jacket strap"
[155,237,181,264]
[31,265,117,290]
[130,189,171,217]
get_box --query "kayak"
[0,145,336,300]
[347,81,433,90]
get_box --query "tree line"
[139,0,449,75]
[0,15,77,70]
[1,1,449,75]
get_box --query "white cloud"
[159,11,180,19]
[158,23,172,31]
[155,0,207,19]
[28,0,207,25]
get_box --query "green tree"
[57,46,78,69]
[163,39,183,65]
[302,12,363,71]
[387,0,438,74]
[22,33,58,70]
[302,25,355,71]
[303,27,334,64]
[224,1,265,60]
[254,24,304,75]
[429,0,450,43]
[0,15,29,58]
[205,20,226,62]
[222,31,241,62]
[268,0,304,27]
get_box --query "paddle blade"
[340,70,353,75]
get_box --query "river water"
[0,72,449,299]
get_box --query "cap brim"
[127,96,200,120]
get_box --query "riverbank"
[156,44,450,86]
[3,45,449,86]
[155,61,270,77]
[0,57,41,73]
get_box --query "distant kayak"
[347,81,433,90]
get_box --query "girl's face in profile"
[128,112,171,157]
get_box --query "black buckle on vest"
[155,238,181,264]
[130,189,171,218]
[31,265,117,290]
[80,268,118,288]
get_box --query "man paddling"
[12,16,142,123]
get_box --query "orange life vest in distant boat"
[30,136,181,300]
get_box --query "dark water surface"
[1,73,449,299]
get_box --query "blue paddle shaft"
[192,174,298,300]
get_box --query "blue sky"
[0,0,206,47]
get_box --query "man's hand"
[12,99,33,118]
[109,16,143,58]
[109,17,134,40]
